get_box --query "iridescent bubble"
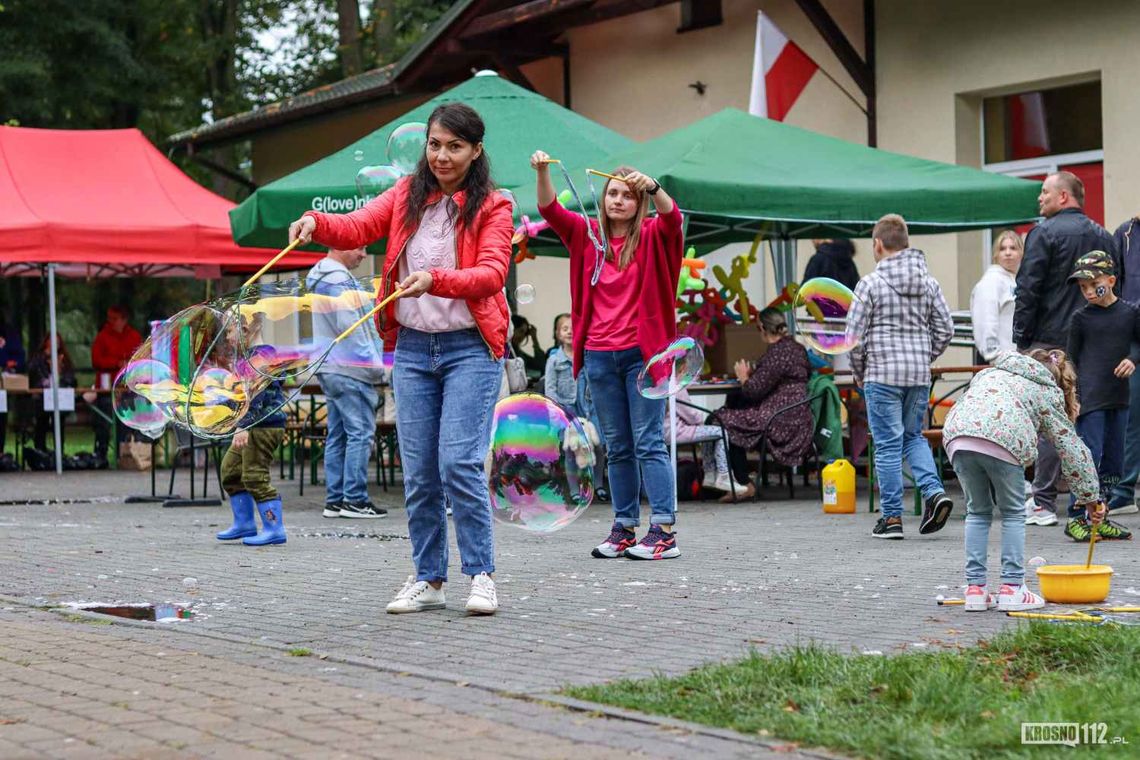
[515,284,535,305]
[489,393,594,533]
[386,122,426,175]
[353,149,364,162]
[186,366,251,437]
[637,336,704,399]
[795,277,859,356]
[112,360,170,439]
[355,165,402,198]
[1028,556,1048,567]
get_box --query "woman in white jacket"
[971,230,1024,362]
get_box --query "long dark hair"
[37,333,72,371]
[403,103,495,232]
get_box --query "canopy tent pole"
[47,263,62,474]
[770,237,798,335]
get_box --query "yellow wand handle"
[587,169,628,183]
[1086,503,1101,569]
[243,238,303,288]
[333,288,404,344]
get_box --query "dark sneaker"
[1107,500,1139,516]
[1064,517,1093,542]
[1097,518,1133,541]
[591,522,636,558]
[919,493,954,535]
[872,516,903,539]
[323,502,344,518]
[339,501,388,519]
[624,525,680,560]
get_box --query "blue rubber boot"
[243,498,286,546]
[217,492,257,541]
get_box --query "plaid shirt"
[845,248,953,387]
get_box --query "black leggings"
[728,443,751,485]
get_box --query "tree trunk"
[337,0,364,76]
[371,0,396,64]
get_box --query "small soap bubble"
[515,284,535,304]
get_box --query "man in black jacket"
[804,239,860,290]
[1015,171,1117,524]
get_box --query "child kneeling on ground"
[943,349,1103,611]
[216,376,287,547]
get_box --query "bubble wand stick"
[243,239,304,288]
[332,288,405,344]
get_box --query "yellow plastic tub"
[1035,564,1114,604]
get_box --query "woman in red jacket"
[290,103,513,616]
[530,149,684,560]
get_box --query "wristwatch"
[647,180,660,196]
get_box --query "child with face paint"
[1063,250,1140,542]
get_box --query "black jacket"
[1013,208,1118,350]
[803,240,860,291]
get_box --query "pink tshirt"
[945,435,1019,466]
[584,238,640,351]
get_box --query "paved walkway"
[1,468,1138,758]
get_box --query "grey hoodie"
[845,248,953,387]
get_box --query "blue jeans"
[584,348,674,527]
[864,382,942,518]
[954,450,1027,586]
[1110,373,1140,506]
[1071,408,1128,517]
[318,373,378,505]
[393,328,502,582]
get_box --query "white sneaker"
[386,576,446,614]
[704,472,737,494]
[997,584,1045,611]
[1026,506,1058,526]
[465,572,498,615]
[701,471,718,490]
[964,584,996,612]
[1109,502,1139,516]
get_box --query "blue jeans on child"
[1110,373,1140,507]
[583,348,675,527]
[1071,408,1128,517]
[953,450,1027,586]
[393,328,502,583]
[864,382,943,518]
[318,372,378,505]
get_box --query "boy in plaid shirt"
[846,214,955,539]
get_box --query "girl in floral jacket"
[943,349,1102,611]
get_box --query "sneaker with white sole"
[964,584,996,611]
[465,572,498,615]
[1025,506,1058,526]
[340,501,388,519]
[591,522,637,558]
[997,584,1045,611]
[624,525,680,560]
[701,471,718,490]
[1108,501,1139,516]
[322,502,344,518]
[704,472,737,494]
[385,576,446,614]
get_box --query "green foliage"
[567,623,1140,759]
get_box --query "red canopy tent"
[0,126,319,275]
[0,126,321,472]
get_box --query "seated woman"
[715,308,813,501]
[28,333,77,452]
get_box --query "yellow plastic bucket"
[1035,564,1113,604]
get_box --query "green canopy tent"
[229,72,634,249]
[511,107,1042,288]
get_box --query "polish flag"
[748,13,819,121]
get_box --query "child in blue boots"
[216,375,287,546]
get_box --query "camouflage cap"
[1068,250,1115,282]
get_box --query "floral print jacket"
[943,351,1099,503]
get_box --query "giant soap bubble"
[794,277,859,355]
[489,394,594,533]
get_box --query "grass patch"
[565,623,1140,758]
[286,648,312,657]
[62,613,112,626]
